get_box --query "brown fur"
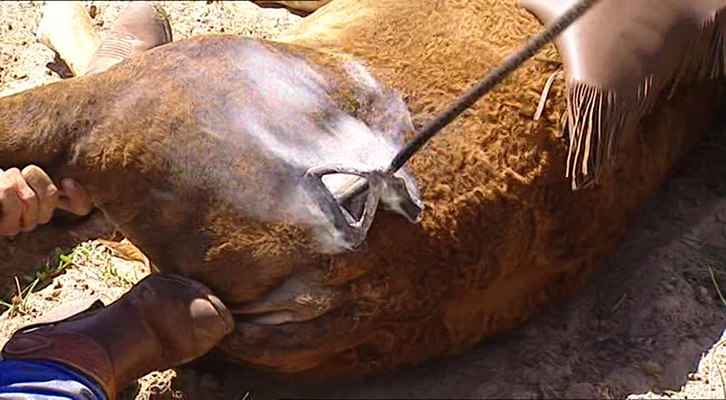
[1,0,724,382]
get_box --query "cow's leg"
[12,2,174,291]
[35,1,101,77]
[36,1,172,78]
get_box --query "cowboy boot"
[85,1,173,75]
[1,273,234,400]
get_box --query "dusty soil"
[2,1,726,399]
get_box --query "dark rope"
[338,0,602,205]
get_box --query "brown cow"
[1,0,724,383]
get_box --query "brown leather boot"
[85,1,173,75]
[1,274,234,400]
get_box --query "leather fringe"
[566,7,726,189]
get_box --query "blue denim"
[0,359,106,400]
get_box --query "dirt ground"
[2,1,726,399]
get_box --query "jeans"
[0,359,106,400]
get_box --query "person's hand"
[0,166,92,236]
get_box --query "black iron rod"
[387,0,600,173]
[339,0,602,205]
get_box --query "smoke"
[156,39,420,253]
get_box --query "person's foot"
[85,1,173,75]
[1,274,234,399]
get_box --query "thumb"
[57,178,93,216]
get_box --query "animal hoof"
[35,1,101,77]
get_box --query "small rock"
[696,286,712,305]
[641,360,663,377]
[563,382,596,399]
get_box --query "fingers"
[0,166,93,237]
[6,168,40,232]
[21,165,60,225]
[57,178,92,216]
[18,167,91,218]
[0,169,24,236]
